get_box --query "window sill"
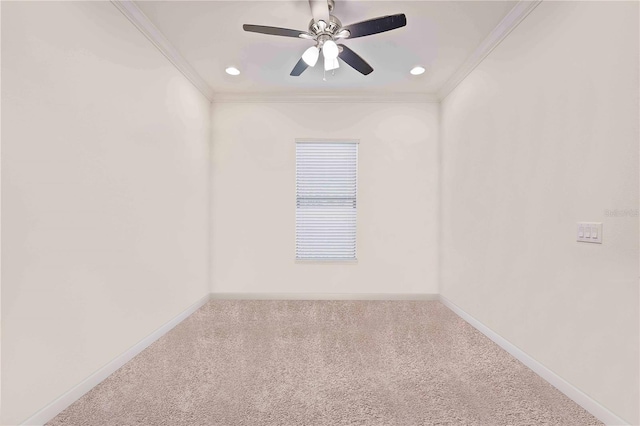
[295,259,358,265]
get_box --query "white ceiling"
[135,0,517,95]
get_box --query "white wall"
[211,101,438,295]
[440,2,639,424]
[1,2,211,424]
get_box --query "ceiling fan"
[242,0,406,77]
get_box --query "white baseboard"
[439,295,629,426]
[209,293,439,301]
[19,292,433,424]
[20,294,211,426]
[22,293,624,425]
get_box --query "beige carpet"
[49,300,601,425]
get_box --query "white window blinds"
[296,141,358,261]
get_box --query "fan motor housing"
[307,15,349,42]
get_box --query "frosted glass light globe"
[322,40,339,60]
[302,46,320,67]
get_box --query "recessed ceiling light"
[225,67,240,76]
[410,66,426,76]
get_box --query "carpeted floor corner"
[48,300,602,425]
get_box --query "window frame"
[294,138,359,263]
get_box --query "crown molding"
[211,92,439,104]
[111,0,215,102]
[110,1,435,105]
[437,0,542,101]
[113,0,539,104]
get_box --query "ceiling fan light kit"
[242,0,406,79]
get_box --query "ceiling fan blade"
[342,14,406,39]
[309,0,330,24]
[337,44,373,75]
[290,57,309,76]
[243,24,309,38]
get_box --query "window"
[296,141,358,261]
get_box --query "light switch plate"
[577,222,602,244]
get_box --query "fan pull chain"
[323,68,326,82]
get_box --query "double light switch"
[577,222,602,244]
